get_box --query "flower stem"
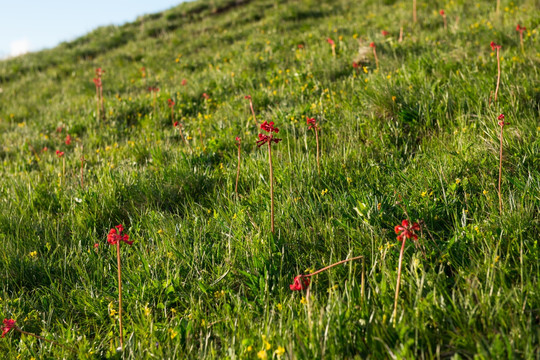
[373,47,379,71]
[304,255,364,278]
[16,327,76,352]
[331,44,336,58]
[80,155,84,190]
[179,126,192,152]
[413,0,417,23]
[393,238,407,326]
[235,143,241,198]
[116,242,124,349]
[494,48,501,103]
[268,142,275,233]
[96,86,100,122]
[100,85,105,120]
[249,99,257,126]
[498,125,504,214]
[314,127,320,175]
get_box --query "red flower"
[202,93,210,100]
[107,224,133,246]
[352,61,359,68]
[94,243,99,249]
[370,42,376,48]
[167,98,175,108]
[394,220,420,241]
[93,78,102,88]
[256,133,282,147]
[498,113,509,127]
[42,147,48,152]
[381,30,389,36]
[244,95,252,100]
[65,134,72,145]
[235,136,241,145]
[289,275,310,291]
[181,79,187,86]
[95,68,105,77]
[306,116,317,130]
[490,41,501,51]
[260,121,279,133]
[327,38,335,46]
[56,150,64,157]
[173,121,179,127]
[297,44,304,49]
[1,319,16,338]
[439,9,445,16]
[148,86,159,92]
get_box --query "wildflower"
[202,93,210,100]
[381,30,389,36]
[490,41,501,51]
[370,42,379,69]
[167,98,175,108]
[394,219,420,241]
[439,10,447,30]
[1,319,16,337]
[498,113,509,127]
[439,9,445,16]
[275,346,285,357]
[65,134,72,145]
[297,44,304,49]
[56,150,64,157]
[326,38,335,45]
[257,350,267,360]
[173,121,179,127]
[94,243,99,250]
[327,38,336,57]
[181,79,187,86]
[107,224,133,245]
[29,251,37,258]
[306,117,317,130]
[490,42,502,103]
[370,42,376,48]
[289,275,310,291]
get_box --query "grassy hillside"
[0,0,539,358]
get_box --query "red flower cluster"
[173,121,180,128]
[148,86,160,92]
[352,62,359,69]
[107,224,133,246]
[306,117,318,130]
[490,41,502,51]
[181,79,187,86]
[498,113,509,127]
[327,38,335,46]
[65,134,72,145]
[202,93,210,100]
[95,68,105,77]
[381,30,389,36]
[394,220,420,241]
[370,42,376,48]
[235,136,241,145]
[256,121,282,147]
[93,77,102,88]
[167,98,175,108]
[1,319,16,338]
[439,9,445,16]
[289,275,310,291]
[516,24,526,33]
[244,95,252,100]
[56,150,64,157]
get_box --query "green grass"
[0,0,539,358]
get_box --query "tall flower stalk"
[327,38,336,57]
[107,225,133,349]
[148,86,160,115]
[370,42,379,70]
[244,95,257,126]
[307,117,321,174]
[56,150,65,188]
[2,319,75,352]
[497,113,508,214]
[490,41,502,103]
[168,98,176,125]
[516,25,526,52]
[289,255,365,298]
[392,220,420,326]
[174,121,192,152]
[235,137,242,198]
[439,10,447,30]
[93,68,105,121]
[256,121,282,233]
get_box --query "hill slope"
[0,0,539,358]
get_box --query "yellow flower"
[144,305,151,317]
[363,66,368,74]
[169,328,178,339]
[421,191,427,197]
[392,96,396,102]
[247,346,253,352]
[483,190,488,195]
[347,177,352,183]
[321,189,328,196]
[257,350,267,359]
[275,346,285,357]
[455,178,461,184]
[29,251,37,258]
[276,303,282,311]
[300,297,307,305]
[157,229,164,234]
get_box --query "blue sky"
[0,0,185,58]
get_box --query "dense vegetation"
[0,0,539,358]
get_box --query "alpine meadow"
[0,0,539,358]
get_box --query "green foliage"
[0,0,539,358]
